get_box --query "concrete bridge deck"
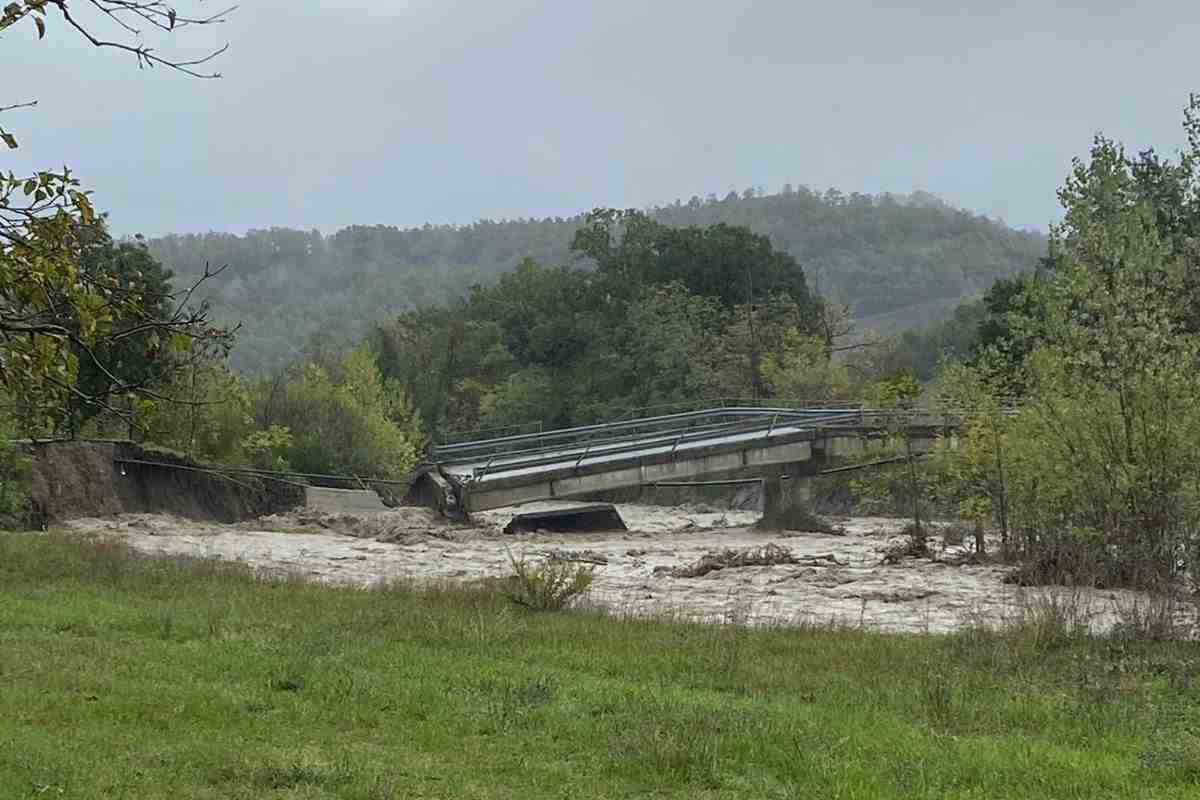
[429,406,950,514]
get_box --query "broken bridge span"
[421,404,957,518]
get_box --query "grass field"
[2,532,1200,799]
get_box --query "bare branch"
[89,1,236,31]
[49,1,230,78]
[0,100,38,113]
[87,0,141,35]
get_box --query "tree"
[571,208,823,326]
[1001,129,1200,586]
[479,369,561,431]
[926,101,1200,587]
[135,351,249,461]
[928,358,1013,555]
[141,190,1044,376]
[858,371,931,553]
[61,223,185,429]
[1,2,233,433]
[0,212,234,432]
[601,283,722,410]
[258,345,423,480]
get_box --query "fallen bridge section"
[503,504,627,534]
[445,421,817,512]
[427,405,959,517]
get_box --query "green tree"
[1,1,233,434]
[479,368,561,430]
[62,224,184,428]
[260,345,423,480]
[571,209,822,326]
[598,283,723,411]
[1003,130,1200,585]
[926,103,1200,587]
[927,357,1014,554]
[144,191,1044,376]
[135,353,250,463]
[856,371,932,552]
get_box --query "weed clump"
[503,550,594,611]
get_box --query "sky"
[5,0,1199,236]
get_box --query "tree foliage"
[147,190,1045,375]
[368,218,864,436]
[1,1,233,435]
[254,345,423,480]
[914,96,1200,588]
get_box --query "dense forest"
[147,187,1045,373]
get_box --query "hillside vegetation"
[148,188,1045,373]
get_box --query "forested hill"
[147,187,1046,374]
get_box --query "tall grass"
[3,532,1200,798]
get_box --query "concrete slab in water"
[504,503,627,535]
[305,487,387,513]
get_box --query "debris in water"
[542,548,609,565]
[671,543,801,578]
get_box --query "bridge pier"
[757,449,831,529]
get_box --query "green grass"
[2,533,1200,798]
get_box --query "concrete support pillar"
[758,460,817,530]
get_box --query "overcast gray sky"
[6,0,1198,236]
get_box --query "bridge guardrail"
[459,414,823,480]
[450,410,892,479]
[433,397,864,445]
[432,407,867,466]
[431,404,1011,478]
[432,406,868,461]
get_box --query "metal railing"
[432,396,863,445]
[431,406,868,465]
[457,413,842,480]
[430,403,1006,480]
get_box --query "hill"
[147,187,1046,374]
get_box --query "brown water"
[59,502,1172,634]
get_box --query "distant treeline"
[147,187,1045,374]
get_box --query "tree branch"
[50,1,230,78]
[0,100,38,113]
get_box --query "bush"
[503,550,594,611]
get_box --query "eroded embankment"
[54,502,1177,634]
[27,441,303,524]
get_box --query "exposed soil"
[53,500,1179,634]
[27,441,303,523]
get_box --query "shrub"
[503,550,594,611]
[1109,592,1192,642]
[1009,588,1095,650]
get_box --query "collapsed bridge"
[420,404,953,519]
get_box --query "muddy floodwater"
[59,502,1169,634]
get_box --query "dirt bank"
[28,441,303,524]
[55,502,1178,634]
